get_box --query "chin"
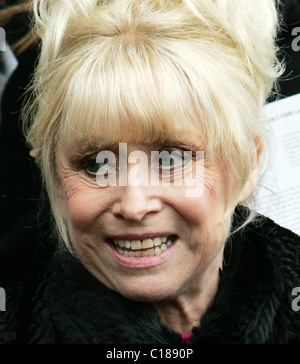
[116,284,176,303]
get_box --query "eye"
[158,149,184,169]
[83,156,108,176]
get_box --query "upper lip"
[108,232,175,241]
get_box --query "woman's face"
[56,125,236,302]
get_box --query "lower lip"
[106,239,177,269]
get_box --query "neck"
[153,253,222,334]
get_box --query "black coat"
[0,208,299,344]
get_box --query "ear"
[238,138,263,204]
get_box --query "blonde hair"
[24,0,283,250]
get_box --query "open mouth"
[108,235,177,257]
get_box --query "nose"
[112,185,162,222]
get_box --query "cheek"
[67,194,96,229]
[177,171,232,250]
[178,186,227,228]
[62,180,103,232]
[56,159,99,227]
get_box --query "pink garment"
[182,333,193,343]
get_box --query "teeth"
[153,237,162,246]
[118,240,125,248]
[131,240,142,250]
[113,236,175,257]
[142,239,153,249]
[154,247,161,255]
[161,243,167,252]
[147,248,155,256]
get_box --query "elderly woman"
[0,0,299,344]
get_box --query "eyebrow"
[159,138,205,151]
[66,135,204,160]
[68,140,121,155]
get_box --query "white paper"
[255,93,300,236]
